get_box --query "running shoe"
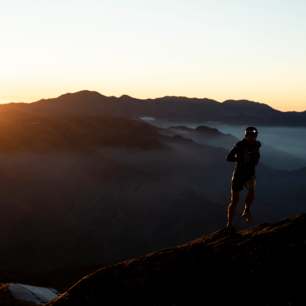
[226,223,236,232]
[242,211,254,222]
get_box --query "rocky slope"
[45,213,306,306]
[0,264,108,294]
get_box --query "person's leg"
[244,179,256,210]
[227,189,241,224]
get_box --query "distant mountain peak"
[119,94,135,99]
[33,90,106,103]
[195,125,219,133]
[162,95,188,99]
[222,99,279,110]
[61,90,105,98]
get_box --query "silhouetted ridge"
[167,125,191,130]
[36,90,105,103]
[46,213,306,306]
[0,90,305,126]
[166,134,196,145]
[167,125,222,136]
[221,99,280,117]
[195,125,220,134]
[119,94,136,100]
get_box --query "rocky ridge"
[46,213,306,306]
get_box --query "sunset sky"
[1,0,305,111]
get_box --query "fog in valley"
[201,123,306,161]
[145,118,306,162]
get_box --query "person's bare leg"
[227,190,241,224]
[244,179,256,210]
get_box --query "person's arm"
[255,141,261,165]
[226,143,245,162]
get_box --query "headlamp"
[245,130,258,135]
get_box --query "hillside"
[45,213,306,306]
[0,114,306,275]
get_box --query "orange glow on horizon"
[1,90,305,113]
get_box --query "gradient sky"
[1,0,305,111]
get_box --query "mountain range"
[1,90,306,126]
[0,90,305,288]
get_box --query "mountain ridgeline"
[1,90,306,126]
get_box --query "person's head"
[245,126,258,144]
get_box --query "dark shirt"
[226,138,261,179]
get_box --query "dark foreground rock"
[45,213,306,306]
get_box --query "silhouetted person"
[226,126,261,229]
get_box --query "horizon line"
[0,90,305,113]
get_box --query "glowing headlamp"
[245,129,258,135]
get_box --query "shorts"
[231,175,256,192]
